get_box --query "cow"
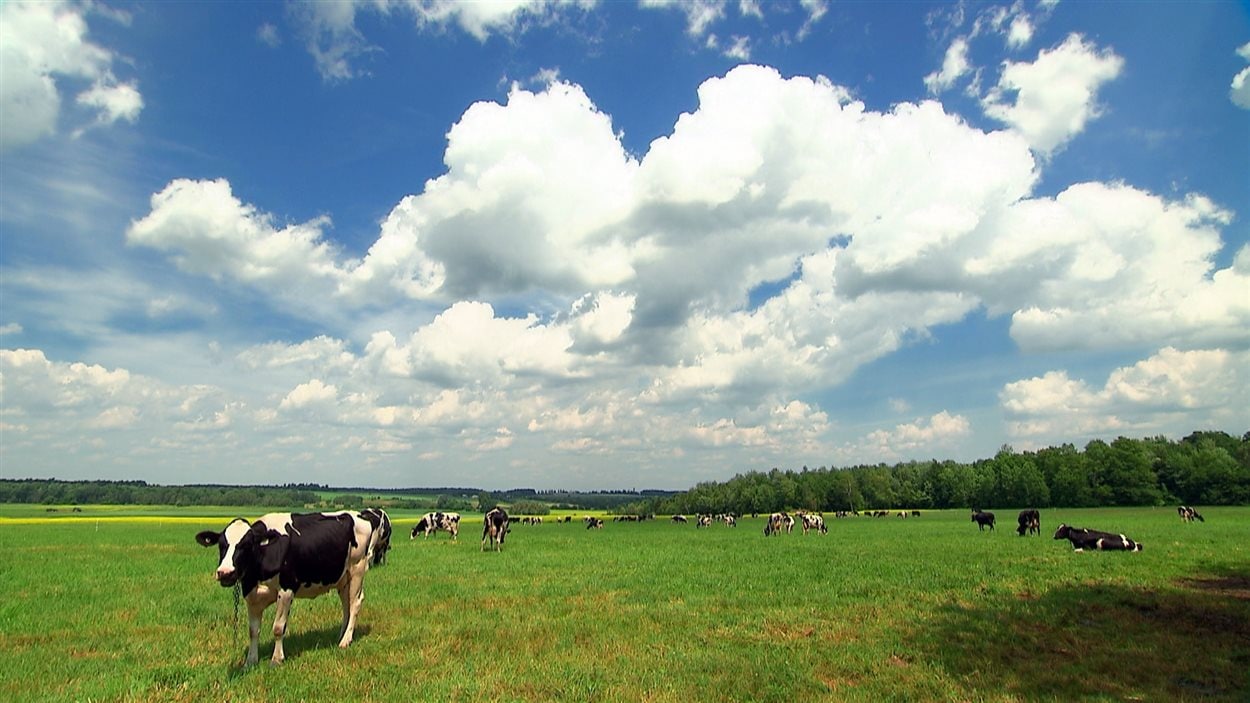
[1016,509,1040,537]
[585,517,605,529]
[1177,506,1205,523]
[671,515,688,523]
[798,512,828,535]
[195,511,374,666]
[360,507,393,565]
[482,507,509,551]
[723,514,737,527]
[411,511,460,540]
[1053,523,1143,552]
[971,511,996,531]
[696,514,713,528]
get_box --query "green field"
[1,506,1247,702]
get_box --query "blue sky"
[2,0,1248,491]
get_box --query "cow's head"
[1052,523,1070,540]
[195,518,287,588]
[410,517,429,539]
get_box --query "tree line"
[619,431,1250,517]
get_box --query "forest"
[621,431,1250,517]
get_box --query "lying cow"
[971,511,996,531]
[195,511,374,666]
[1016,509,1040,537]
[411,511,461,540]
[482,507,509,551]
[671,515,688,523]
[1053,523,1143,552]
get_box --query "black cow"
[1177,506,1205,523]
[482,507,509,551]
[971,511,996,531]
[1053,523,1143,552]
[195,511,374,666]
[359,507,392,565]
[1016,509,1040,537]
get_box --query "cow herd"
[196,503,1200,666]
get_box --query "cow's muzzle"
[215,568,240,587]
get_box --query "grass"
[1,506,1247,702]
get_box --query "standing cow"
[482,507,509,551]
[971,510,996,531]
[360,507,393,565]
[1016,509,1040,537]
[195,511,374,666]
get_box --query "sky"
[1,0,1248,491]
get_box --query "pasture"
[1,506,1247,702]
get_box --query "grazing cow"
[1177,506,1205,523]
[723,514,737,527]
[195,511,374,666]
[696,514,713,528]
[482,507,509,551]
[971,511,996,531]
[360,507,393,565]
[1053,523,1143,552]
[1016,509,1041,537]
[584,517,605,529]
[911,510,921,517]
[798,512,828,535]
[411,511,460,540]
[671,515,688,523]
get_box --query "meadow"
[1,506,1247,702]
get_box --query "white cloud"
[641,0,725,38]
[0,323,22,336]
[0,0,142,150]
[1002,347,1250,440]
[925,37,972,93]
[1006,14,1032,49]
[290,0,595,80]
[840,411,972,462]
[257,22,281,48]
[724,35,751,61]
[981,33,1124,156]
[1232,42,1250,110]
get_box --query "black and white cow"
[1053,523,1143,552]
[671,515,688,523]
[971,511,996,531]
[1016,509,1040,537]
[585,516,605,529]
[411,511,461,540]
[482,507,509,551]
[798,512,828,535]
[696,514,713,528]
[195,511,374,666]
[359,507,393,565]
[1177,506,1205,523]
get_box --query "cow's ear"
[195,530,220,547]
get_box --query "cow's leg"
[337,565,367,648]
[270,589,295,665]
[244,592,274,667]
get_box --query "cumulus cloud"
[59,63,1248,484]
[981,33,1124,156]
[0,0,142,151]
[1232,42,1250,110]
[1002,347,1250,440]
